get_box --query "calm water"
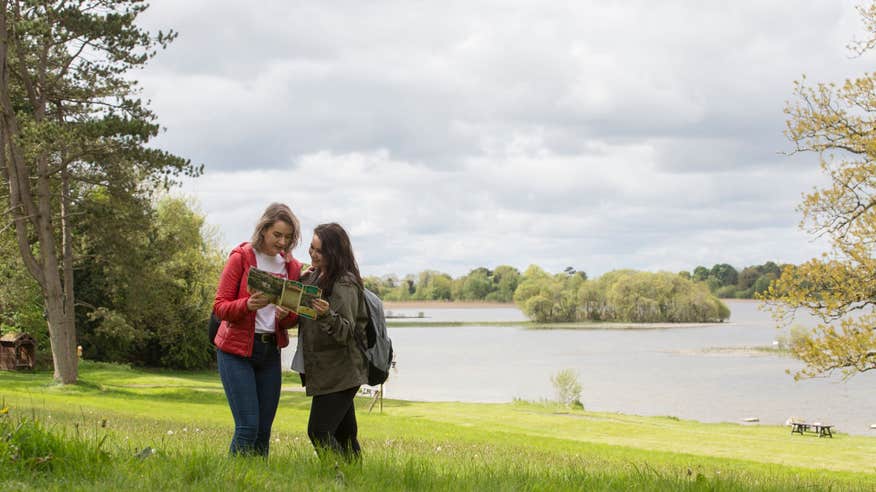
[284,300,876,436]
[384,306,529,322]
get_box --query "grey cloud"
[142,0,854,173]
[150,1,858,277]
[652,136,786,173]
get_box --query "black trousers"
[308,386,361,460]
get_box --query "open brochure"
[246,266,322,320]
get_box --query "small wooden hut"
[0,333,35,370]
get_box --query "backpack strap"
[356,287,370,352]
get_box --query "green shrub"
[550,369,583,408]
[775,324,811,352]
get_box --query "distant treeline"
[367,265,731,323]
[364,266,520,303]
[680,261,784,299]
[366,261,784,304]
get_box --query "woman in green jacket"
[293,222,369,460]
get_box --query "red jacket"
[213,242,302,357]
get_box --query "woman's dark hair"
[251,203,300,255]
[312,223,362,296]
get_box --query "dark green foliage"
[0,230,47,352]
[692,266,709,281]
[74,197,224,369]
[490,265,521,302]
[709,264,738,287]
[684,261,785,299]
[460,267,493,300]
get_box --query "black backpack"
[359,288,393,386]
[208,312,221,346]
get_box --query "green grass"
[0,360,874,491]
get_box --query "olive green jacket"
[297,272,369,396]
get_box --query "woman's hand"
[311,298,330,317]
[275,305,291,319]
[247,291,271,311]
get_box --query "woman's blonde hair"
[251,203,300,254]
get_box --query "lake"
[284,300,876,436]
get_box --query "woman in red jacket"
[213,203,303,456]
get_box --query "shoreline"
[383,298,761,310]
[383,300,514,309]
[384,320,728,329]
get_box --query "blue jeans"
[217,339,281,456]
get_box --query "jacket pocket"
[309,347,351,391]
[311,329,346,352]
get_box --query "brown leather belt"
[254,333,276,344]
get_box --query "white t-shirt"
[254,250,287,334]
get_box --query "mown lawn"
[1,361,873,491]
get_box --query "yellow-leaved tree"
[764,3,876,379]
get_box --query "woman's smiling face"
[309,234,324,268]
[261,221,294,256]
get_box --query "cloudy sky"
[137,1,869,278]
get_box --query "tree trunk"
[36,154,77,383]
[44,278,77,383]
[58,167,77,382]
[0,1,77,383]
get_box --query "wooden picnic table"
[790,422,833,438]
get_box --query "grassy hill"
[1,361,873,491]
